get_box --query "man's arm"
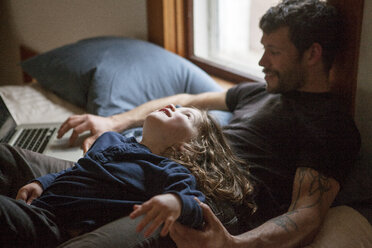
[58,91,227,152]
[170,167,340,248]
[108,91,228,131]
[234,167,340,247]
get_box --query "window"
[193,0,278,80]
[147,0,363,112]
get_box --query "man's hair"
[259,0,343,71]
[163,109,256,212]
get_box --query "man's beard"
[263,65,305,94]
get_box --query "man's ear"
[304,42,323,66]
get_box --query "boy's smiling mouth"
[159,108,171,117]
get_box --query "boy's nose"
[164,104,176,112]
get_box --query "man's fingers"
[68,120,93,146]
[169,222,198,245]
[194,197,202,204]
[82,135,99,153]
[58,116,84,138]
[198,199,220,224]
[69,131,79,146]
[171,221,199,237]
[57,120,70,138]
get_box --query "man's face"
[259,27,306,93]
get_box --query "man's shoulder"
[225,82,270,112]
[227,81,267,99]
[231,81,266,91]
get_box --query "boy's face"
[142,105,202,151]
[259,26,307,93]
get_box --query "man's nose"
[259,51,269,68]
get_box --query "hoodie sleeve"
[33,167,74,190]
[161,161,205,229]
[35,132,125,190]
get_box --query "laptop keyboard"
[14,128,56,153]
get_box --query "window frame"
[147,0,364,114]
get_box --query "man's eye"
[270,50,280,55]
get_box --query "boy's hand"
[16,181,44,205]
[130,193,182,237]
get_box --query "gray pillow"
[21,37,223,116]
[335,154,372,224]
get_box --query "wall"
[355,0,372,163]
[0,0,147,85]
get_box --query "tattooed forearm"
[270,211,299,233]
[290,168,306,210]
[290,167,332,211]
[271,167,334,232]
[308,171,332,205]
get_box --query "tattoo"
[290,167,332,210]
[271,167,332,232]
[271,211,299,232]
[290,168,307,211]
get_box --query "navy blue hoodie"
[32,132,205,232]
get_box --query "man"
[0,0,361,247]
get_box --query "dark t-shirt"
[224,82,361,230]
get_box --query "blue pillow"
[21,37,223,116]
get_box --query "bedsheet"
[0,82,84,125]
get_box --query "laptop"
[0,95,85,161]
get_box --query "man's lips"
[262,69,279,82]
[262,69,278,77]
[262,69,279,77]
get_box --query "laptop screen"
[0,95,17,143]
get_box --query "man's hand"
[16,181,44,205]
[130,193,182,238]
[169,199,234,248]
[57,114,117,153]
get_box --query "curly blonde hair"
[163,110,256,212]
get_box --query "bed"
[2,36,371,247]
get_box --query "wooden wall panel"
[147,0,186,56]
[328,0,364,114]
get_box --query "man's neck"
[299,68,330,93]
